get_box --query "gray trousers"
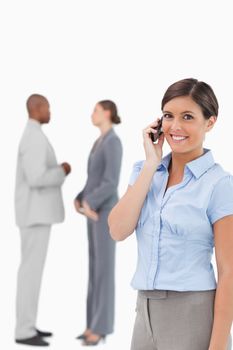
[15,225,51,340]
[131,289,232,350]
[86,209,116,335]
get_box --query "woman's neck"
[169,147,204,175]
[99,123,112,136]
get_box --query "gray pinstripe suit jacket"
[76,128,123,211]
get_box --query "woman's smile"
[169,133,189,143]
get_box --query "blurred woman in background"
[74,100,123,346]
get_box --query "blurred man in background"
[14,94,71,346]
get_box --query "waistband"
[138,289,216,299]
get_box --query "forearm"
[28,166,66,188]
[208,274,233,350]
[84,182,117,210]
[108,160,159,241]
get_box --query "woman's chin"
[166,138,192,152]
[168,143,192,154]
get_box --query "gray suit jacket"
[76,128,122,211]
[15,119,66,227]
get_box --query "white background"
[0,0,233,349]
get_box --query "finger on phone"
[157,132,165,145]
[145,127,158,135]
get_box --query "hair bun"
[98,100,122,125]
[113,115,121,124]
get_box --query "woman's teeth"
[171,135,188,141]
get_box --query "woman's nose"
[170,119,182,131]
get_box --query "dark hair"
[98,100,121,124]
[161,78,219,119]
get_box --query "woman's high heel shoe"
[82,335,106,346]
[76,329,92,340]
[76,333,87,340]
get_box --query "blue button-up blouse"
[128,148,233,291]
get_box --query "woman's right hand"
[74,199,85,215]
[143,118,165,166]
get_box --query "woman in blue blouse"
[108,78,233,350]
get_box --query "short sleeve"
[128,160,144,186]
[207,175,233,225]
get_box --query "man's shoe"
[15,335,49,346]
[36,329,53,337]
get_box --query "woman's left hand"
[82,200,99,221]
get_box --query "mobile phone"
[150,117,163,143]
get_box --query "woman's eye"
[183,114,193,120]
[163,113,172,119]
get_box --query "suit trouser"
[131,289,232,350]
[15,224,51,340]
[86,209,116,335]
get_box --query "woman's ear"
[206,116,217,132]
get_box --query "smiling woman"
[108,78,233,350]
[161,79,218,157]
